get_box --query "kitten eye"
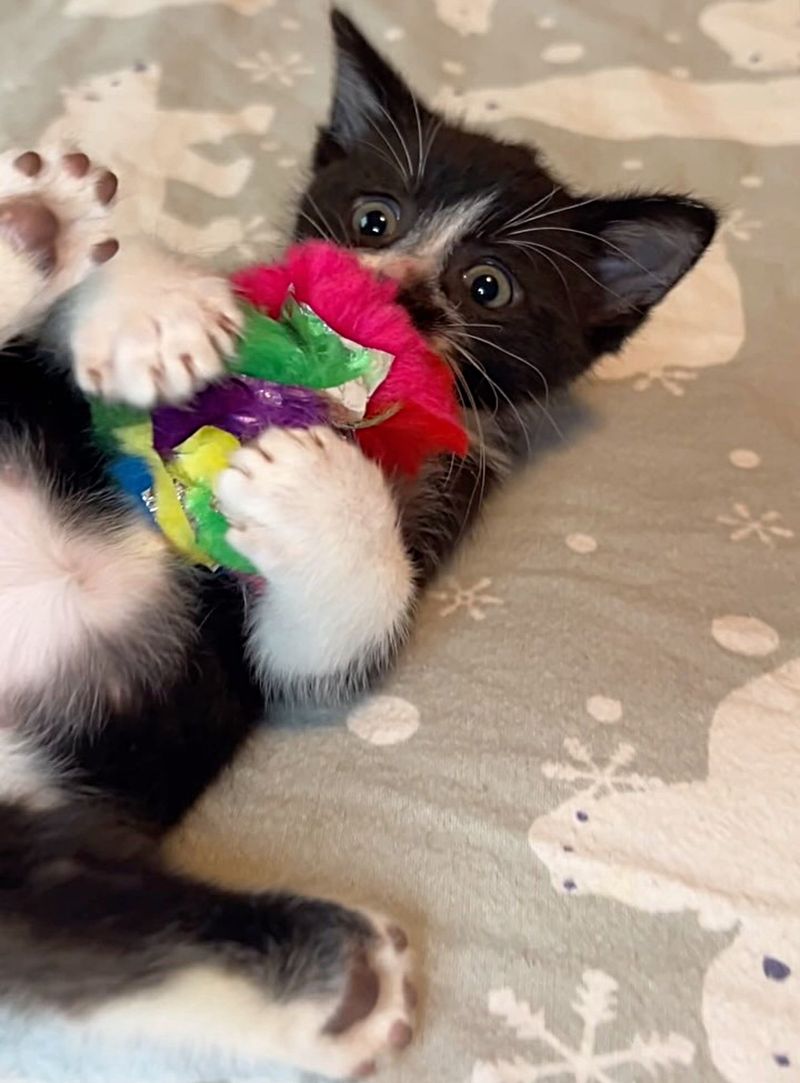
[352,197,400,244]
[463,262,515,308]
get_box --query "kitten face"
[297,11,717,414]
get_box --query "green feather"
[184,484,257,575]
[90,400,148,455]
[232,299,374,389]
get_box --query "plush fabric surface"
[0,1,797,1081]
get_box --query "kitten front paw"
[69,240,242,407]
[215,426,397,574]
[215,426,413,685]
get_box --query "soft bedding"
[0,1,797,1081]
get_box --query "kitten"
[0,11,716,1080]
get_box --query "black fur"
[0,8,717,1061]
[0,798,374,1010]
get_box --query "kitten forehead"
[400,194,494,263]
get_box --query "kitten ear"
[316,9,416,164]
[581,195,718,351]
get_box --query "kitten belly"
[0,447,194,735]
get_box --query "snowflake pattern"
[717,503,794,546]
[632,367,698,396]
[236,49,313,87]
[471,971,694,1082]
[542,738,664,801]
[430,576,503,621]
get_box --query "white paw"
[0,149,118,339]
[235,909,420,1078]
[215,426,413,685]
[306,911,417,1080]
[69,239,242,407]
[86,908,419,1080]
[215,426,395,574]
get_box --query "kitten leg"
[0,794,416,1080]
[215,426,415,697]
[0,149,117,343]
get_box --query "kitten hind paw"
[0,149,118,341]
[0,149,118,285]
[270,908,418,1079]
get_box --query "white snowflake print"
[236,49,313,87]
[542,738,663,801]
[431,576,503,620]
[234,214,282,260]
[721,207,763,243]
[632,367,698,396]
[717,503,794,546]
[471,971,694,1082]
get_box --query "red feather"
[231,242,468,475]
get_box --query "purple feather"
[152,377,329,456]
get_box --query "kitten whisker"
[449,339,533,456]
[333,209,350,244]
[441,352,489,526]
[506,224,668,284]
[364,112,409,184]
[372,99,414,180]
[448,340,500,418]
[306,192,345,245]
[457,321,508,332]
[354,137,404,175]
[497,194,601,234]
[419,115,443,183]
[459,332,550,405]
[498,238,577,318]
[410,93,425,184]
[501,185,561,231]
[459,331,564,441]
[296,208,333,242]
[504,238,629,309]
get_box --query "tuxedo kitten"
[0,10,716,1081]
[300,12,717,584]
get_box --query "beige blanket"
[0,1,797,1081]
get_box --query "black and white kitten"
[0,11,716,1080]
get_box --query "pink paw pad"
[0,150,119,277]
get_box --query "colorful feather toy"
[92,241,468,575]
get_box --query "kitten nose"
[379,256,420,286]
[358,252,426,288]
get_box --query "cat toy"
[92,241,468,576]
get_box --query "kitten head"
[297,11,717,414]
